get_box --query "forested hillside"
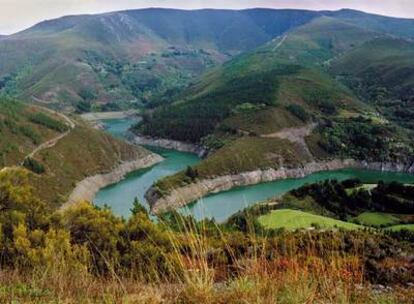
[138,16,414,194]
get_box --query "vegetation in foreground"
[0,169,413,303]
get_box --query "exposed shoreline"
[146,159,414,214]
[131,134,208,158]
[62,153,163,210]
[80,110,139,121]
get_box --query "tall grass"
[1,212,412,303]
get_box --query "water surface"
[95,118,414,221]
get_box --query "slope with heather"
[0,98,156,206]
[1,8,414,110]
[0,97,68,167]
[0,8,321,110]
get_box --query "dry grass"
[1,220,412,304]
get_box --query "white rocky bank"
[146,159,414,214]
[62,153,163,210]
[131,135,207,157]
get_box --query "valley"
[1,6,414,303]
[95,118,414,222]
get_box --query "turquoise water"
[182,169,414,222]
[94,119,199,218]
[95,118,414,221]
[101,118,136,138]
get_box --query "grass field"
[258,209,361,230]
[353,212,400,227]
[385,224,414,232]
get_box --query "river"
[94,118,414,221]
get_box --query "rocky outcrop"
[62,153,163,210]
[131,135,207,157]
[146,159,414,214]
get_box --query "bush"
[29,113,68,132]
[286,104,310,122]
[23,157,45,174]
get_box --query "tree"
[185,166,198,180]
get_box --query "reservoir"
[95,118,414,221]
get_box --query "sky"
[1,0,413,35]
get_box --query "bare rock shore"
[146,159,414,214]
[131,135,207,157]
[62,153,163,209]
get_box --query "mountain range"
[1,8,414,112]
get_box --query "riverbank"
[131,134,208,157]
[63,153,163,210]
[146,159,414,214]
[80,110,139,121]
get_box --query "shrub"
[23,157,45,174]
[286,104,310,122]
[29,112,68,132]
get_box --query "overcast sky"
[1,0,413,34]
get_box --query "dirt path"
[0,106,75,173]
[260,123,317,159]
[25,105,75,160]
[272,35,287,52]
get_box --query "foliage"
[316,116,413,162]
[75,101,92,113]
[137,65,300,142]
[185,166,199,181]
[22,157,45,174]
[0,170,413,302]
[290,179,414,219]
[29,112,68,132]
[286,104,310,122]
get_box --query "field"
[353,212,400,227]
[258,209,361,230]
[386,224,414,232]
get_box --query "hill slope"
[0,8,321,110]
[1,8,414,110]
[330,37,414,131]
[0,97,152,206]
[0,97,68,166]
[139,17,414,198]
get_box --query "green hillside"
[0,98,150,206]
[0,8,321,110]
[1,8,414,111]
[27,119,151,205]
[330,37,414,131]
[0,97,66,166]
[140,17,414,195]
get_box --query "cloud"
[0,0,413,34]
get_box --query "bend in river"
[95,118,414,222]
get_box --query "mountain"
[1,8,414,111]
[0,8,320,110]
[138,16,414,195]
